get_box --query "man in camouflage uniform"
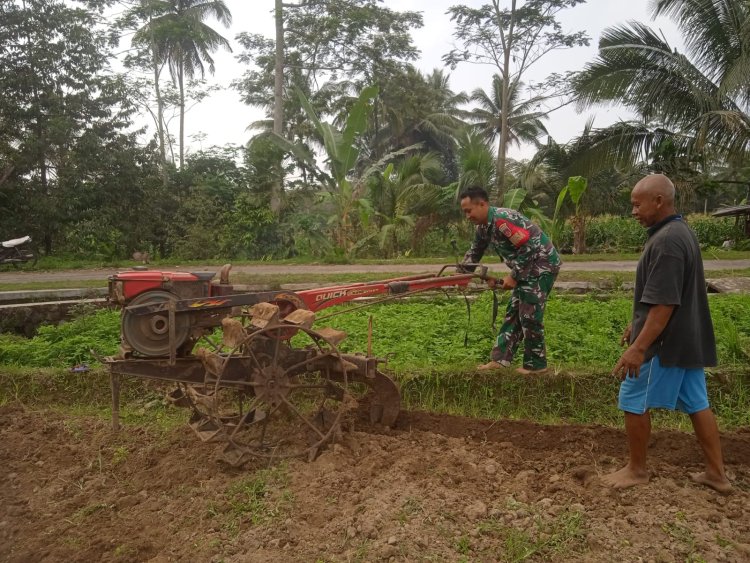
[459,186,561,374]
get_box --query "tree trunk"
[270,0,284,214]
[495,131,505,198]
[178,62,185,170]
[39,112,52,255]
[571,214,586,255]
[146,1,168,186]
[153,58,168,183]
[0,164,14,187]
[273,0,284,136]
[494,0,516,200]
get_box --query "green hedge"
[554,214,741,253]
[686,215,743,248]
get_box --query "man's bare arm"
[612,304,675,379]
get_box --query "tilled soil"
[2,403,749,562]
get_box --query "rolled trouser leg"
[491,288,523,364]
[519,274,554,370]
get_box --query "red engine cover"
[109,271,213,303]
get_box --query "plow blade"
[188,412,226,443]
[364,370,401,427]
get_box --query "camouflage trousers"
[491,273,556,370]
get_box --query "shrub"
[684,214,743,248]
[554,214,741,253]
[584,216,646,253]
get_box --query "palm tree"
[365,153,445,257]
[520,121,643,251]
[573,0,750,166]
[453,128,496,194]
[369,66,468,165]
[135,0,232,169]
[388,69,468,153]
[468,76,548,197]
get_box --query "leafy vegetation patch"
[1,293,748,429]
[0,308,119,367]
[220,464,294,530]
[325,293,750,372]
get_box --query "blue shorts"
[618,355,710,415]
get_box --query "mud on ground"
[2,404,749,563]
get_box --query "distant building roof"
[711,204,750,218]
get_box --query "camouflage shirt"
[463,207,561,281]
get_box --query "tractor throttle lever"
[451,239,483,277]
[472,265,503,288]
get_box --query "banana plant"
[261,84,426,254]
[553,175,589,253]
[259,85,378,250]
[502,187,551,233]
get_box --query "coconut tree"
[365,66,469,177]
[573,0,750,166]
[468,76,549,197]
[365,153,445,257]
[521,120,643,251]
[135,0,232,169]
[453,128,496,194]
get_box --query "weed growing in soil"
[223,464,293,528]
[662,514,701,561]
[472,508,587,562]
[502,514,584,561]
[396,497,424,524]
[73,502,113,521]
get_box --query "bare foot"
[601,466,649,489]
[690,471,732,494]
[477,361,508,371]
[516,367,549,375]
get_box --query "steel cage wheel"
[206,324,353,464]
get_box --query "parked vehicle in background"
[0,235,36,268]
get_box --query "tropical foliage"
[131,0,232,169]
[573,0,750,173]
[2,0,749,262]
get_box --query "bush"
[584,216,646,253]
[685,214,743,248]
[553,214,741,253]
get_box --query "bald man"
[606,174,731,492]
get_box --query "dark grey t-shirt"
[631,216,717,368]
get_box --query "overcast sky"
[155,0,684,160]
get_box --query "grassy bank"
[1,293,748,431]
[2,364,748,434]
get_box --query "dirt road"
[2,259,750,284]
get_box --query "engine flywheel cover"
[122,290,189,357]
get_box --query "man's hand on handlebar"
[485,275,515,290]
[501,275,517,290]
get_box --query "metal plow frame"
[105,319,400,465]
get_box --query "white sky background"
[147,0,685,160]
